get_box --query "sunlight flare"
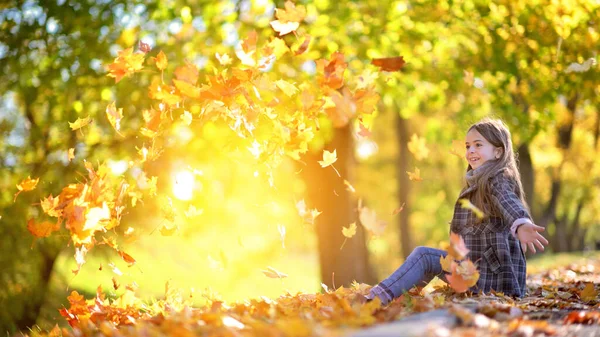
[173,171,195,201]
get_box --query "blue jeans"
[367,246,447,305]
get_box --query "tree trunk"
[517,143,535,215]
[394,112,413,259]
[301,125,376,289]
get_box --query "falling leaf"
[275,80,299,97]
[139,40,151,53]
[565,58,596,73]
[306,208,322,225]
[406,167,423,182]
[185,205,203,218]
[112,277,120,290]
[277,224,286,249]
[270,1,306,36]
[216,52,232,66]
[391,203,405,216]
[69,116,92,131]
[118,250,136,266]
[342,222,357,238]
[68,148,75,162]
[180,110,192,125]
[153,50,168,71]
[371,56,406,72]
[463,70,474,86]
[296,199,307,217]
[357,122,372,138]
[359,206,386,236]
[581,283,598,302]
[318,149,337,167]
[106,102,124,134]
[262,266,288,279]
[448,233,470,260]
[407,134,429,161]
[160,224,177,236]
[108,262,123,276]
[72,246,88,275]
[293,35,311,55]
[458,198,485,219]
[14,176,40,201]
[27,218,60,238]
[106,47,145,83]
[440,255,453,273]
[343,180,356,193]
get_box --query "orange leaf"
[153,50,168,71]
[293,35,311,55]
[118,250,136,266]
[15,176,39,201]
[316,51,347,90]
[41,195,62,217]
[174,60,199,84]
[581,283,598,302]
[241,30,258,54]
[106,47,145,83]
[27,218,60,238]
[358,122,372,138]
[391,203,405,216]
[448,233,470,260]
[406,167,423,182]
[371,56,406,72]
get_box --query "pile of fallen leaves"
[31,255,599,337]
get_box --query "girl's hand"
[517,223,549,254]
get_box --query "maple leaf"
[407,134,429,161]
[275,79,299,97]
[216,52,233,66]
[455,259,479,287]
[391,203,405,216]
[262,266,288,279]
[139,40,151,53]
[15,176,39,201]
[342,222,357,238]
[359,205,386,236]
[440,255,453,273]
[180,110,193,125]
[565,58,596,73]
[106,47,145,83]
[153,50,168,71]
[72,246,87,275]
[173,60,199,84]
[318,149,337,167]
[106,102,124,134]
[160,224,177,236]
[184,205,203,217]
[371,56,406,72]
[27,218,60,238]
[316,51,347,90]
[580,283,598,302]
[173,79,201,99]
[69,116,92,131]
[446,262,471,293]
[458,198,485,219]
[406,167,423,182]
[357,121,372,138]
[293,35,311,55]
[270,1,306,36]
[448,232,470,260]
[118,250,136,266]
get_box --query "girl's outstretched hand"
[517,223,549,254]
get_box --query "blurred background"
[0,0,599,333]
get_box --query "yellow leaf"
[69,116,92,130]
[318,149,337,167]
[184,205,203,217]
[406,167,423,182]
[154,50,168,71]
[180,110,192,126]
[359,206,386,236]
[262,266,288,279]
[269,20,300,36]
[215,52,232,66]
[440,255,453,273]
[14,176,40,201]
[173,79,200,99]
[407,134,429,161]
[581,283,598,302]
[68,148,75,162]
[106,102,123,134]
[160,224,177,236]
[344,180,356,193]
[342,222,357,238]
[458,198,485,219]
[275,79,299,97]
[463,69,474,86]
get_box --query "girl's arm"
[490,175,548,253]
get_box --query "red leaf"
[371,56,406,72]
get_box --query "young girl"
[367,118,548,305]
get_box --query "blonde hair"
[466,118,529,217]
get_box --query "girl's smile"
[465,129,501,169]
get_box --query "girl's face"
[465,129,501,169]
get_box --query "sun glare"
[173,171,195,201]
[356,139,378,160]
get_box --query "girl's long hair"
[466,118,529,217]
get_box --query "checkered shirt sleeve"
[489,175,531,232]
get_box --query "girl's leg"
[367,246,447,305]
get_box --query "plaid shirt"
[449,171,529,297]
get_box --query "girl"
[367,118,548,305]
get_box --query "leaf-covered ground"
[32,255,600,337]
